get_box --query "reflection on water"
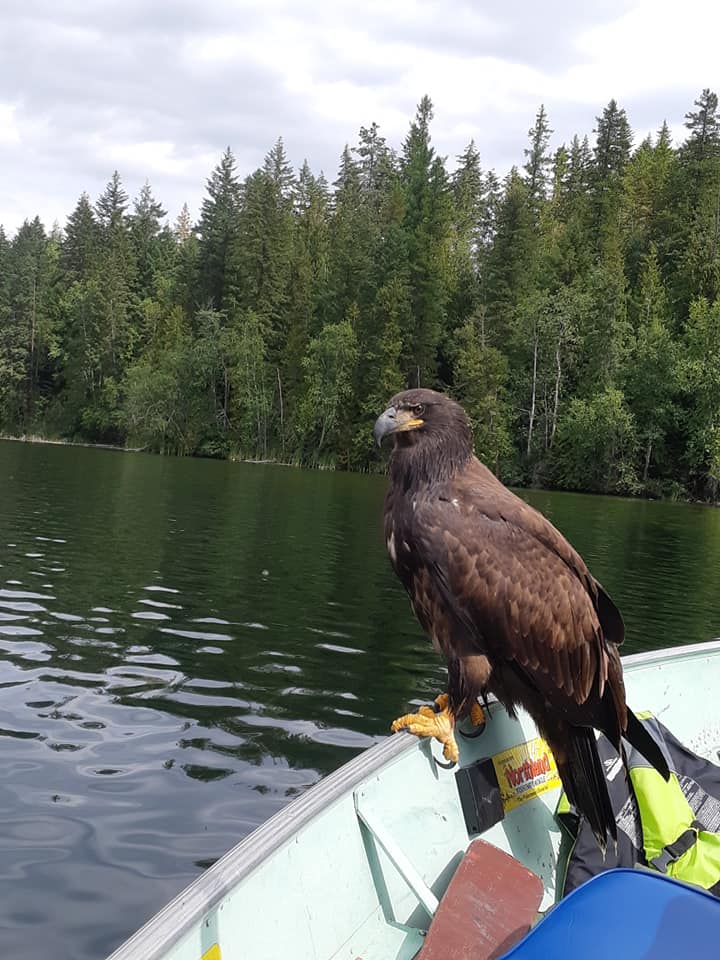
[0,439,719,959]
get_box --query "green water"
[0,439,719,959]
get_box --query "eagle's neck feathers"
[389,424,473,493]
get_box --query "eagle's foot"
[469,701,486,727]
[391,695,459,763]
[459,699,487,740]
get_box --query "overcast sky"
[1,0,719,234]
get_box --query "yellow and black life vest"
[557,713,720,897]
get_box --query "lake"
[0,439,719,959]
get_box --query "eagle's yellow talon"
[470,701,486,727]
[390,698,459,763]
[416,705,436,718]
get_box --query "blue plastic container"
[500,868,720,958]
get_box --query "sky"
[1,0,719,234]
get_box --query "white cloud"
[0,103,21,145]
[571,0,720,102]
[0,0,716,232]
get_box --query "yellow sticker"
[201,946,221,960]
[492,737,561,812]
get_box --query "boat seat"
[416,838,544,960]
[498,867,720,959]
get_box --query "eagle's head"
[373,389,473,484]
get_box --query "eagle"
[373,387,669,850]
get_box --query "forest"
[2,90,720,500]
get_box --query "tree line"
[2,90,720,500]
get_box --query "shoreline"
[1,432,716,507]
[0,434,141,453]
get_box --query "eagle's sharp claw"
[459,723,486,740]
[434,756,457,770]
[390,700,459,763]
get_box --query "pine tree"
[624,246,678,483]
[400,96,451,386]
[131,180,169,301]
[482,168,535,344]
[3,218,58,428]
[0,226,22,426]
[282,162,330,413]
[593,99,633,182]
[62,193,100,280]
[174,204,193,242]
[327,145,374,327]
[354,122,396,214]
[523,104,553,205]
[447,141,484,349]
[233,139,295,349]
[680,295,720,497]
[592,101,634,252]
[683,88,720,162]
[197,148,241,309]
[96,171,129,234]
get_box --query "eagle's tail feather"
[624,708,670,781]
[558,726,617,853]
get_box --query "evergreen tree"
[96,171,129,233]
[594,99,633,182]
[683,88,720,162]
[197,148,241,309]
[624,246,678,483]
[482,168,535,345]
[233,139,295,351]
[130,180,169,301]
[6,96,720,497]
[2,218,60,429]
[400,96,451,386]
[282,162,330,418]
[523,104,553,205]
[326,145,374,327]
[679,295,720,497]
[447,140,484,337]
[62,192,99,279]
[174,203,193,243]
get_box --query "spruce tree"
[523,104,553,205]
[197,148,241,309]
[594,99,633,182]
[683,88,720,162]
[400,96,451,386]
[96,171,129,234]
[130,180,169,301]
[62,192,100,280]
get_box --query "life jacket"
[556,713,720,898]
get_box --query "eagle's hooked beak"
[373,406,424,447]
[373,407,397,447]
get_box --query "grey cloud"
[341,0,637,71]
[0,0,710,234]
[0,4,324,226]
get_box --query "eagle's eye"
[412,404,424,417]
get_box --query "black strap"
[650,820,704,873]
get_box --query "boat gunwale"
[106,637,720,960]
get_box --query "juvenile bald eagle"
[374,388,669,850]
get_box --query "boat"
[107,639,720,960]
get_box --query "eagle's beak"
[373,407,424,447]
[373,407,397,447]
